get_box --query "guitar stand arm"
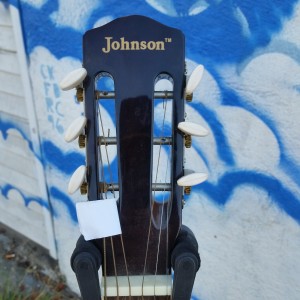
[171,225,201,300]
[70,236,102,300]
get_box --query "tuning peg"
[68,165,87,195]
[177,172,208,187]
[60,68,87,91]
[178,121,208,148]
[64,116,87,143]
[185,64,204,101]
[60,68,87,102]
[178,121,208,137]
[177,172,208,195]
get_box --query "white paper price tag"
[76,199,121,240]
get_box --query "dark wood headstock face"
[82,15,185,296]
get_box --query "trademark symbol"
[165,38,172,43]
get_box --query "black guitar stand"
[171,225,201,300]
[71,225,200,300]
[71,236,102,300]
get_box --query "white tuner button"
[64,116,87,143]
[68,165,86,194]
[186,64,204,95]
[177,172,208,187]
[178,121,208,137]
[60,67,87,91]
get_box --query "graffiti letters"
[40,64,64,134]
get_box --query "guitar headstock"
[61,15,207,299]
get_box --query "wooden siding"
[0,3,51,251]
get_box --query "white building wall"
[0,2,56,256]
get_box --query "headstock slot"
[95,73,119,200]
[152,74,174,230]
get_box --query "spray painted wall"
[1,0,300,299]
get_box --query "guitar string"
[120,235,132,300]
[141,94,169,299]
[152,96,169,300]
[166,138,173,300]
[105,129,131,300]
[141,97,167,298]
[97,125,108,299]
[165,131,173,299]
[154,143,171,292]
[97,103,119,299]
[98,101,131,299]
[153,95,173,299]
[103,131,132,300]
[165,97,174,300]
[104,129,132,300]
[97,105,108,300]
[103,238,107,300]
[98,90,170,299]
[110,236,120,300]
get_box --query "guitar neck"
[84,15,185,277]
[64,15,202,300]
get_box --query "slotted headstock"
[62,15,207,299]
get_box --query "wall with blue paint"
[0,0,56,251]
[1,0,300,299]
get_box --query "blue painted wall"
[2,0,300,298]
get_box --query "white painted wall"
[0,2,56,256]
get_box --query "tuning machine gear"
[78,134,86,148]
